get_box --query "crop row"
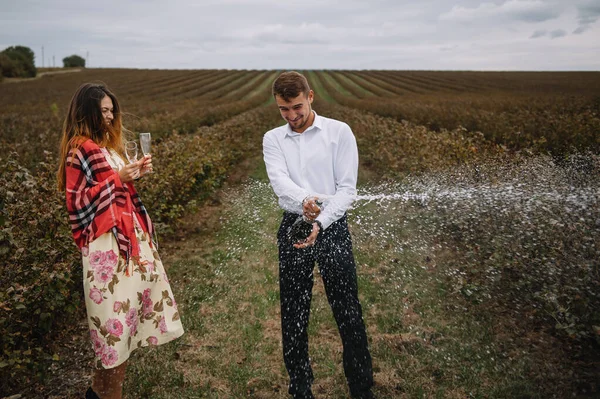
[0,69,275,169]
[309,70,600,154]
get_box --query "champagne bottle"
[287,200,323,243]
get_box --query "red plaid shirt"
[65,138,154,274]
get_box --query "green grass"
[305,70,334,103]
[122,159,583,398]
[327,71,375,98]
[317,71,352,97]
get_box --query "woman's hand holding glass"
[139,133,152,175]
[122,134,153,181]
[140,154,153,176]
[119,159,144,183]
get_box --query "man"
[263,71,374,399]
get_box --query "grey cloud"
[530,29,547,38]
[439,1,561,23]
[579,14,599,24]
[511,8,561,23]
[1,0,599,70]
[573,25,589,34]
[576,2,600,30]
[578,2,600,19]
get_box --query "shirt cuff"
[315,215,332,230]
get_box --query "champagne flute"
[139,133,151,156]
[125,141,138,164]
[139,132,151,173]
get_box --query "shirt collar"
[285,111,321,137]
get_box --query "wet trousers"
[278,212,373,397]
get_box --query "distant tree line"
[0,45,86,80]
[63,54,86,68]
[0,45,36,78]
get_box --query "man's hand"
[293,222,320,249]
[302,197,321,221]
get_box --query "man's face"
[275,90,314,133]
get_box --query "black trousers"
[277,212,373,397]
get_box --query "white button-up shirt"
[263,111,358,230]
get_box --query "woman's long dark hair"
[57,83,125,191]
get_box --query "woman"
[57,83,184,399]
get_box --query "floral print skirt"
[82,228,184,369]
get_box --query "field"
[1,69,599,398]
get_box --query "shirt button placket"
[299,133,308,187]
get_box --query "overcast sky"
[1,0,599,70]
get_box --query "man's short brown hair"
[272,71,311,102]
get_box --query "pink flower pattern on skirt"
[83,233,183,370]
[82,151,183,370]
[105,318,123,337]
[94,263,115,284]
[125,307,138,337]
[101,345,118,367]
[105,249,118,267]
[90,330,104,356]
[142,288,154,316]
[89,287,103,304]
[89,250,107,268]
[158,316,167,334]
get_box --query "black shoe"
[85,387,100,399]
